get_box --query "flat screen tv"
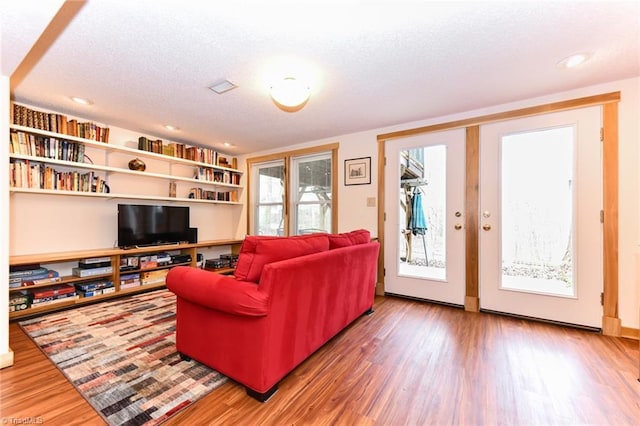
[117,204,192,248]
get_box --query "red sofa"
[166,230,379,401]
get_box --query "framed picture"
[344,157,371,186]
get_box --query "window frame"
[247,143,339,236]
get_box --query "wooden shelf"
[9,153,242,190]
[9,239,243,320]
[10,124,243,175]
[9,122,242,203]
[9,187,242,205]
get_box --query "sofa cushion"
[328,229,371,249]
[234,234,330,282]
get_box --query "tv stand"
[9,239,242,320]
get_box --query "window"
[248,144,338,236]
[253,160,285,236]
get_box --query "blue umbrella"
[410,191,427,235]
[410,190,428,266]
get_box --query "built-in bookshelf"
[8,103,243,204]
[9,240,242,320]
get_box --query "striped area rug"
[19,289,228,425]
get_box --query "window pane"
[293,154,332,234]
[296,204,331,234]
[399,145,446,281]
[297,157,331,202]
[501,126,574,296]
[259,165,284,203]
[257,205,284,236]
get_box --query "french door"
[384,128,466,305]
[479,107,603,328]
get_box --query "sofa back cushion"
[328,229,371,249]
[234,233,330,282]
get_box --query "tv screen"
[117,204,191,248]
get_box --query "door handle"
[482,224,491,231]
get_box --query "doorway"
[384,128,466,305]
[479,107,603,328]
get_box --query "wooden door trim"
[464,126,480,312]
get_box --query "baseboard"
[602,316,622,337]
[621,326,639,340]
[0,348,14,369]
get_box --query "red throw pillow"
[328,229,371,249]
[234,234,330,282]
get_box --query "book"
[21,275,62,286]
[120,281,141,290]
[72,266,113,277]
[77,287,114,298]
[12,270,60,287]
[29,284,75,299]
[81,256,112,264]
[74,280,114,291]
[31,294,78,306]
[78,260,112,269]
[9,266,48,278]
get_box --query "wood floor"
[1,295,639,425]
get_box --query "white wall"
[245,77,640,330]
[9,114,246,255]
[1,75,10,364]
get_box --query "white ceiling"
[2,0,639,155]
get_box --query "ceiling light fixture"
[164,124,179,131]
[71,96,92,105]
[209,79,238,94]
[223,142,233,147]
[558,53,590,69]
[270,77,310,112]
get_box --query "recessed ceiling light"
[223,142,234,147]
[209,79,238,94]
[71,96,92,105]
[164,124,179,131]
[558,53,590,69]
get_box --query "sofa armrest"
[166,266,269,317]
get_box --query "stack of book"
[139,255,158,270]
[28,284,77,307]
[74,280,115,298]
[120,273,141,289]
[9,264,60,289]
[140,269,169,286]
[72,256,113,277]
[9,291,30,312]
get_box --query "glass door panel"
[399,144,447,281]
[501,127,574,297]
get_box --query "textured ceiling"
[2,0,639,155]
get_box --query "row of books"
[13,103,110,142]
[9,265,61,289]
[138,136,233,168]
[10,160,109,193]
[204,253,239,270]
[9,130,87,162]
[75,279,115,298]
[120,269,170,289]
[195,167,241,185]
[9,280,117,312]
[188,187,237,202]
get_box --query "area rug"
[19,289,228,425]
